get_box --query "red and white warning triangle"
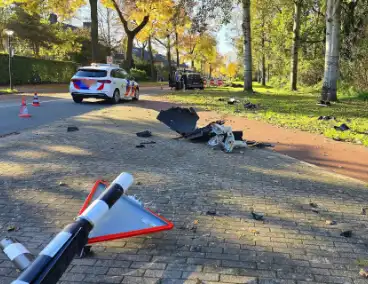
[79,181,174,244]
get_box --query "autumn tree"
[106,0,161,70]
[227,62,238,80]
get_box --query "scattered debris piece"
[136,181,142,185]
[206,210,217,216]
[7,226,18,232]
[59,182,67,186]
[334,123,350,131]
[178,225,186,230]
[359,268,368,278]
[340,230,352,238]
[0,131,20,139]
[251,212,264,221]
[325,220,337,225]
[136,144,145,148]
[249,142,274,148]
[136,130,152,138]
[157,106,266,153]
[362,208,367,215]
[309,202,318,208]
[244,102,258,110]
[157,107,199,135]
[139,141,156,145]
[218,98,226,101]
[317,100,331,107]
[311,209,319,214]
[193,220,199,225]
[318,116,335,121]
[228,98,240,105]
[67,126,79,132]
[333,137,343,142]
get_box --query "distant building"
[49,13,91,31]
[132,47,188,68]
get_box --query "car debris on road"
[157,107,248,153]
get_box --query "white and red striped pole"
[11,172,133,284]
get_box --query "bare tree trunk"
[191,60,194,70]
[261,26,266,86]
[175,31,180,67]
[242,0,253,91]
[290,0,301,91]
[148,36,155,80]
[89,0,98,62]
[167,35,172,78]
[321,0,341,102]
[106,7,111,49]
[126,33,134,69]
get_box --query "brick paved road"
[0,98,367,284]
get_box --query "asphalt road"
[0,86,167,137]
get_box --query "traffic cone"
[19,97,31,118]
[32,93,40,106]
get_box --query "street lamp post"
[4,29,14,90]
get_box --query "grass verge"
[162,83,368,146]
[0,88,18,94]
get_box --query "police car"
[69,63,139,104]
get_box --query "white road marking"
[0,98,69,109]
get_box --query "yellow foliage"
[0,0,85,19]
[227,62,238,78]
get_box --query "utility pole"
[5,29,14,90]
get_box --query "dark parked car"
[169,69,204,90]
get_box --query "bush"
[129,68,148,81]
[0,54,77,85]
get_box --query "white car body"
[69,63,139,103]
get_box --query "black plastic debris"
[67,126,79,132]
[311,209,319,214]
[136,130,152,138]
[0,131,20,138]
[7,226,18,232]
[139,141,156,145]
[340,230,352,238]
[218,98,226,101]
[362,208,367,215]
[244,102,258,109]
[251,212,264,221]
[309,202,318,208]
[136,144,145,148]
[334,123,350,131]
[250,142,274,148]
[157,107,199,135]
[184,120,225,142]
[206,210,217,216]
[333,137,343,142]
[318,116,336,121]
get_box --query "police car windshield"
[76,69,107,78]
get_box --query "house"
[132,47,188,69]
[49,13,90,31]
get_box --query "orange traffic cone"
[19,97,31,118]
[32,93,40,106]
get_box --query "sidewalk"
[139,96,368,183]
[0,99,367,283]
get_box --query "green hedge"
[0,54,78,85]
[130,68,148,81]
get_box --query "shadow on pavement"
[0,106,367,283]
